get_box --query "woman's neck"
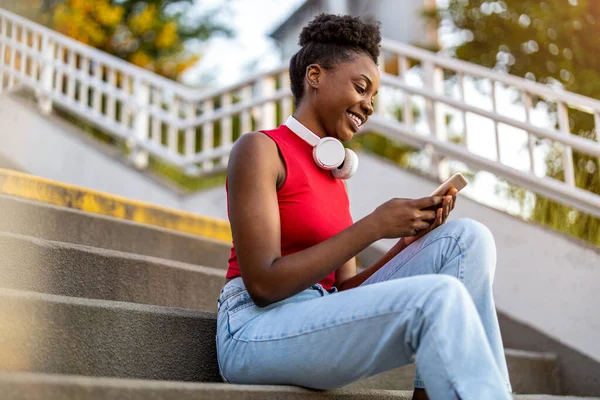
[293,106,327,139]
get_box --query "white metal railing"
[1,8,599,218]
[372,38,600,218]
[0,9,291,175]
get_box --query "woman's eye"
[356,85,366,94]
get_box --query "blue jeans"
[216,218,513,400]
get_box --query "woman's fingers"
[447,187,459,211]
[416,219,432,232]
[440,196,449,223]
[419,209,437,221]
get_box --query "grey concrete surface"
[0,194,231,269]
[0,231,563,396]
[0,152,24,171]
[0,94,184,209]
[499,314,600,397]
[346,349,560,395]
[0,232,225,311]
[1,372,599,400]
[0,288,220,382]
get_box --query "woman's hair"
[289,13,381,106]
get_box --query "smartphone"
[423,173,468,211]
[429,172,468,197]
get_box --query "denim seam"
[413,378,425,389]
[417,306,463,398]
[229,306,419,343]
[455,237,466,284]
[385,235,462,281]
[220,288,245,304]
[228,302,254,316]
[215,334,230,383]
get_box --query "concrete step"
[346,349,560,395]
[0,288,221,382]
[1,372,598,400]
[0,232,225,311]
[0,288,561,394]
[0,194,231,269]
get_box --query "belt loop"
[313,283,326,297]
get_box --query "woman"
[216,13,513,400]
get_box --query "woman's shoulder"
[229,132,285,185]
[231,131,278,157]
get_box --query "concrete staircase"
[1,178,599,400]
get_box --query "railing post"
[220,93,232,167]
[201,99,214,172]
[8,21,16,90]
[399,56,413,127]
[38,34,55,116]
[0,16,6,93]
[280,71,292,121]
[258,76,276,131]
[375,53,385,115]
[423,60,449,181]
[130,79,149,169]
[594,112,600,172]
[92,61,102,114]
[78,56,90,108]
[240,85,252,133]
[524,92,536,174]
[557,102,575,187]
[184,101,199,175]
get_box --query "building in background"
[269,0,438,60]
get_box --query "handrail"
[1,7,599,218]
[0,9,197,99]
[381,38,600,114]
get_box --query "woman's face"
[310,53,380,142]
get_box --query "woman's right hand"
[369,196,443,239]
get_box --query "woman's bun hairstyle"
[289,13,381,105]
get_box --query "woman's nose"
[362,100,374,116]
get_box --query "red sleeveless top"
[225,124,354,290]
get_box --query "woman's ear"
[306,64,323,89]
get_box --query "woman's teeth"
[347,112,362,127]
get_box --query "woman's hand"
[369,196,443,239]
[401,187,458,247]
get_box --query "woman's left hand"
[401,187,458,247]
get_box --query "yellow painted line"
[0,169,232,242]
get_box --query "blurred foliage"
[431,0,599,246]
[4,0,231,81]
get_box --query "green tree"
[432,0,599,245]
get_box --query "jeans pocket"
[227,291,254,315]
[226,292,263,338]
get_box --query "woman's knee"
[421,275,471,311]
[447,218,496,276]
[425,275,467,298]
[447,218,494,245]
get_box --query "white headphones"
[285,116,358,180]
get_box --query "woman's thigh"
[217,274,464,390]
